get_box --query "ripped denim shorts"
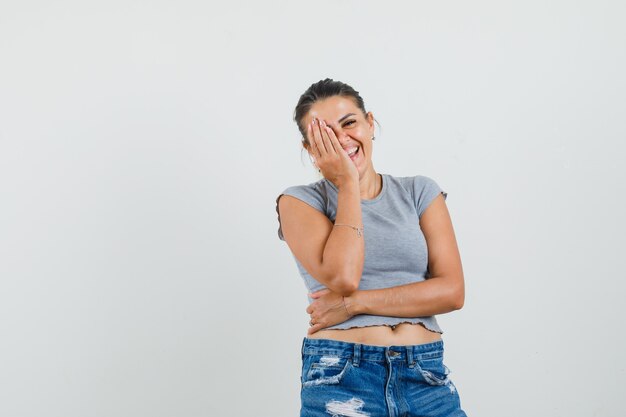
[300,337,467,417]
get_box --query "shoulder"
[385,174,415,193]
[282,178,329,195]
[384,174,436,196]
[275,179,334,241]
[277,179,333,211]
[388,174,448,218]
[412,174,445,193]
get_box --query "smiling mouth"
[347,146,360,159]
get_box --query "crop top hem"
[323,317,443,334]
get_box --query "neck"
[359,168,382,200]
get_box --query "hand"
[308,118,358,186]
[306,288,355,335]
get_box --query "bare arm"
[278,118,365,296]
[344,193,465,316]
[347,193,464,315]
[305,189,464,334]
[278,181,364,296]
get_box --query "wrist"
[344,291,364,316]
[334,175,359,191]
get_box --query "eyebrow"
[337,113,356,123]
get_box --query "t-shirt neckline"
[326,173,387,204]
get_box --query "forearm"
[345,276,464,317]
[322,180,364,293]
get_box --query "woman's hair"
[293,78,368,147]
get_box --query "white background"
[1,1,625,416]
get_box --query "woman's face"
[303,95,375,178]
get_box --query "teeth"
[347,147,359,156]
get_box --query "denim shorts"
[300,337,467,417]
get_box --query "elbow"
[324,262,362,296]
[442,272,465,311]
[335,278,359,297]
[329,272,360,297]
[452,295,464,311]
[321,253,363,296]
[450,285,465,311]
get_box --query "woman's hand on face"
[306,288,354,335]
[308,118,359,186]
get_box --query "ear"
[366,111,375,133]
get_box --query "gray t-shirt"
[275,173,448,333]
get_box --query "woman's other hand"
[306,288,355,335]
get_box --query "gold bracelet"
[333,223,364,237]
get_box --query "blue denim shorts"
[300,337,467,417]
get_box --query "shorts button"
[389,350,400,357]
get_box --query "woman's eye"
[343,120,356,127]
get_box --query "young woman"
[276,79,468,417]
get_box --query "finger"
[310,288,330,298]
[319,120,338,155]
[307,122,322,160]
[325,123,346,156]
[308,323,324,335]
[312,118,329,155]
[306,305,312,314]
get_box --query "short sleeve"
[413,175,448,219]
[275,185,326,241]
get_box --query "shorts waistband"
[301,337,445,366]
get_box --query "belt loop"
[352,343,361,367]
[406,345,415,368]
[301,337,306,357]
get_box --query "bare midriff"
[307,322,442,347]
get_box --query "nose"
[334,128,350,143]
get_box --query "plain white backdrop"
[1,1,625,416]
